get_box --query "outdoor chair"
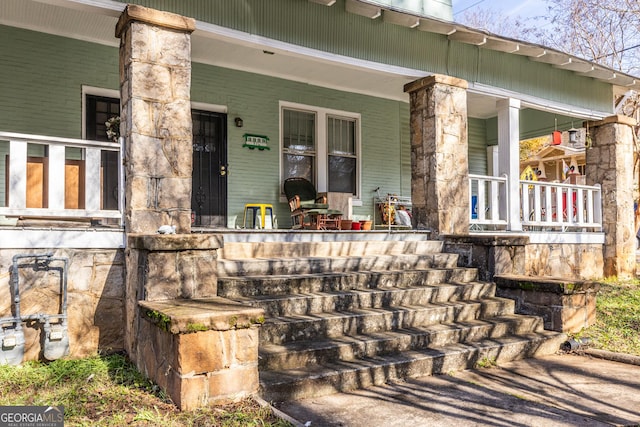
[284,177,342,229]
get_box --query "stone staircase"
[217,232,566,403]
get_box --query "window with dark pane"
[282,108,316,185]
[328,116,357,195]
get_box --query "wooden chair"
[284,177,342,229]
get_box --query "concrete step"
[217,268,479,298]
[259,297,516,345]
[219,240,444,259]
[227,281,495,317]
[259,314,545,371]
[259,331,567,402]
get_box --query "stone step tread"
[262,296,513,325]
[218,267,478,282]
[229,281,494,305]
[259,314,543,357]
[218,253,459,276]
[259,331,565,390]
[216,268,479,290]
[258,297,517,344]
[220,253,456,263]
[220,240,445,259]
[227,282,495,317]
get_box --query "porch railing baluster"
[0,131,123,223]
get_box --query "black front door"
[192,110,227,227]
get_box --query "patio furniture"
[243,203,274,229]
[284,177,342,229]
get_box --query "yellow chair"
[243,203,274,229]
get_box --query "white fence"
[469,174,603,232]
[520,180,602,231]
[0,132,123,223]
[469,174,509,229]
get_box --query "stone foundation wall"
[124,234,222,358]
[444,235,603,281]
[524,244,603,280]
[495,275,599,333]
[0,248,125,361]
[136,299,263,410]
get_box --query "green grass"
[0,353,291,427]
[573,278,640,356]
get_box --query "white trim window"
[280,101,361,199]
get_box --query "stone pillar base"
[494,275,599,333]
[137,298,265,410]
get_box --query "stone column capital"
[404,74,468,94]
[116,4,196,38]
[587,114,637,129]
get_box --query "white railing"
[0,131,123,223]
[469,174,509,229]
[521,180,602,231]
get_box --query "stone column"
[116,5,195,234]
[404,75,469,237]
[586,115,637,278]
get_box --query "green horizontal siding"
[520,109,579,141]
[0,25,119,138]
[478,50,612,113]
[468,118,487,176]
[0,142,6,206]
[0,25,410,227]
[192,63,410,227]
[117,0,614,112]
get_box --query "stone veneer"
[586,115,637,278]
[136,298,263,410]
[116,4,195,234]
[404,75,470,237]
[116,5,263,410]
[0,249,125,360]
[443,236,603,282]
[494,275,599,333]
[444,237,601,333]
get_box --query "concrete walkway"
[276,353,640,426]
